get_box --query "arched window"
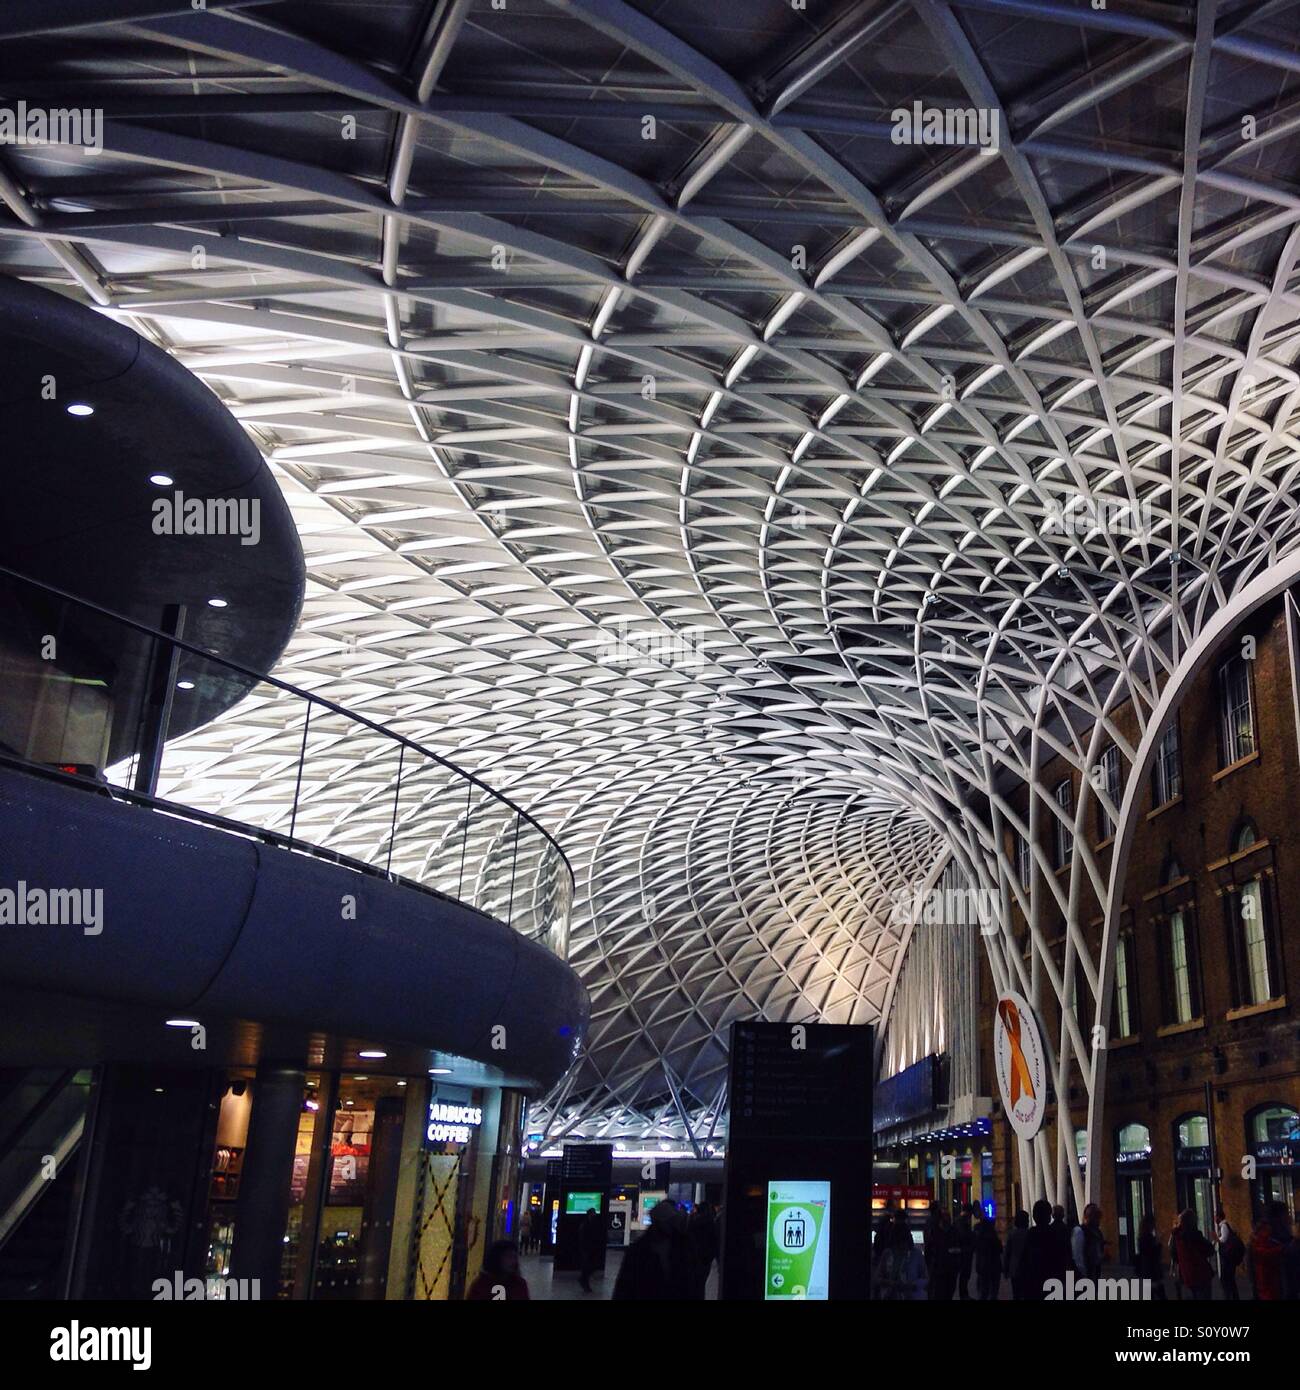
[1217,654,1256,766]
[1225,821,1279,1007]
[1116,1122,1151,1158]
[1250,1105,1299,1146]
[1156,857,1198,1026]
[1173,1114,1214,1235]
[1245,1105,1299,1223]
[1176,1114,1209,1150]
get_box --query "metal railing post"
[386,743,404,874]
[289,698,312,842]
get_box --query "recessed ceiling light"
[149,473,174,487]
[66,402,94,416]
[207,597,228,608]
[165,1018,199,1028]
[358,1050,386,1059]
[429,1067,451,1075]
[176,680,195,691]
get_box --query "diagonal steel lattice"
[4,0,1300,1197]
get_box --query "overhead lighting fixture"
[176,680,195,691]
[66,402,94,416]
[149,473,174,487]
[358,1050,386,1059]
[429,1067,451,1075]
[207,597,228,609]
[165,1018,200,1028]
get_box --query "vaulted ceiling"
[5,0,1300,1140]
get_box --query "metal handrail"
[0,564,575,945]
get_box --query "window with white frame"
[1217,656,1256,767]
[1227,823,1279,1008]
[1016,832,1031,890]
[1153,720,1181,806]
[1053,778,1073,869]
[1096,743,1121,840]
[1115,931,1134,1037]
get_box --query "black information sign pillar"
[553,1142,612,1273]
[721,1021,873,1301]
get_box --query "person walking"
[1248,1202,1292,1301]
[1071,1203,1106,1282]
[1022,1199,1067,1299]
[1283,1210,1300,1300]
[1214,1206,1245,1301]
[928,1210,961,1300]
[1050,1204,1072,1279]
[1003,1209,1031,1299]
[955,1203,976,1300]
[974,1214,1002,1300]
[687,1202,718,1296]
[611,1199,702,1300]
[466,1241,530,1300]
[874,1199,897,1262]
[1171,1208,1214,1300]
[922,1202,944,1299]
[874,1211,914,1299]
[1135,1212,1166,1299]
[577,1206,605,1293]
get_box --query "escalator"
[0,1068,91,1298]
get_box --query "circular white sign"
[993,991,1047,1139]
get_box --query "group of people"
[1126,1200,1300,1301]
[467,1198,719,1301]
[874,1196,1300,1301]
[873,1202,1006,1299]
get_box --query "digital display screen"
[765,1181,831,1300]
[565,1190,602,1214]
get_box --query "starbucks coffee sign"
[993,991,1047,1139]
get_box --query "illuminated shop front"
[198,1067,524,1301]
[1113,1122,1153,1264]
[1248,1104,1298,1222]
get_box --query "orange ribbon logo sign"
[998,999,1036,1105]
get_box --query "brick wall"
[990,598,1299,1246]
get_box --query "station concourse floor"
[518,1249,1253,1301]
[519,1248,720,1300]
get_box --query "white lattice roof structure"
[5,0,1300,1188]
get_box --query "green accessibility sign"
[765,1181,830,1300]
